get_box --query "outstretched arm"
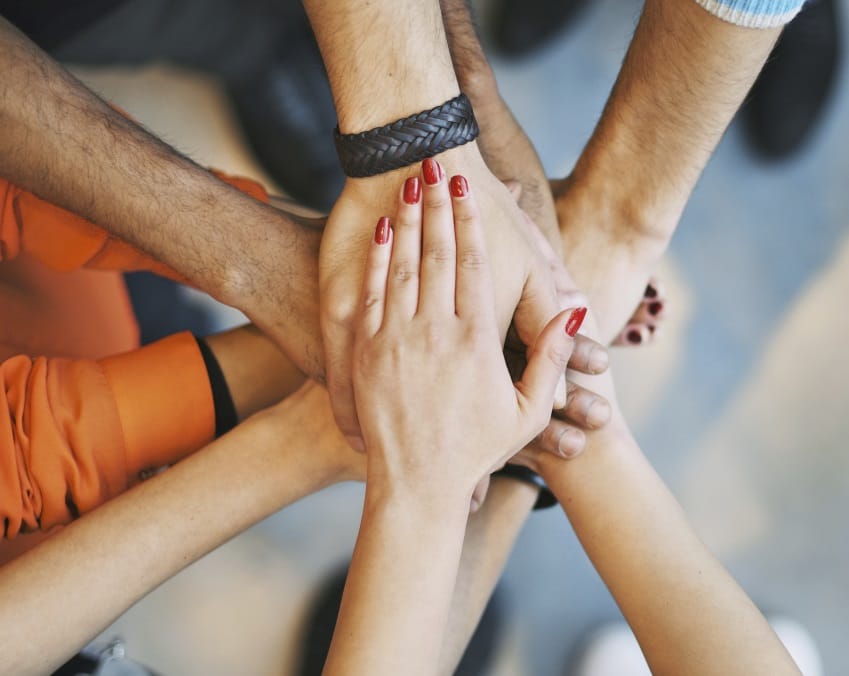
[532,415,798,674]
[557,0,783,340]
[519,297,798,673]
[0,383,362,676]
[0,17,324,376]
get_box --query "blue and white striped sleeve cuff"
[693,0,806,28]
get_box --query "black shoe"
[225,22,344,212]
[742,0,841,160]
[489,0,590,58]
[296,564,505,675]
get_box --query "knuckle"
[392,260,418,284]
[362,291,382,310]
[463,323,493,349]
[424,242,455,265]
[458,247,487,271]
[423,321,448,352]
[424,193,450,211]
[324,290,359,326]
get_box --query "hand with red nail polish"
[351,168,580,503]
[319,154,565,455]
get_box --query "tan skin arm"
[0,17,325,377]
[0,383,362,676]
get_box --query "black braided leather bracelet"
[492,465,557,510]
[333,93,480,178]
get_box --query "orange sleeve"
[0,332,214,538]
[0,171,269,279]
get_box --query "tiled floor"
[66,0,849,673]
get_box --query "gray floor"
[70,0,849,673]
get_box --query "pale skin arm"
[438,476,539,673]
[0,383,363,676]
[531,417,798,675]
[0,17,324,376]
[324,166,579,674]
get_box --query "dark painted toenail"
[649,301,662,315]
[627,329,642,344]
[644,284,658,298]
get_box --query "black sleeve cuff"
[492,465,557,510]
[195,336,239,438]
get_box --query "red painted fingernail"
[449,175,468,197]
[627,329,642,344]
[423,158,443,185]
[375,216,391,244]
[645,283,658,299]
[403,177,421,204]
[565,307,587,337]
[648,301,663,316]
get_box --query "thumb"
[515,307,588,436]
[513,263,565,405]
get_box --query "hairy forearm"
[0,18,323,374]
[303,0,458,133]
[301,0,492,213]
[438,477,538,674]
[326,488,469,676]
[0,387,351,676]
[537,422,797,674]
[569,0,780,239]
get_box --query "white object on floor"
[573,615,823,676]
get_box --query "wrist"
[564,140,683,249]
[535,419,636,479]
[343,141,488,205]
[365,479,471,524]
[557,166,676,256]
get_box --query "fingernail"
[470,497,481,513]
[648,301,663,316]
[627,329,642,345]
[403,177,421,204]
[449,175,469,197]
[565,307,588,337]
[559,428,585,458]
[644,283,658,299]
[586,399,612,429]
[374,216,391,245]
[423,158,443,185]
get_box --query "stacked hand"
[350,161,592,501]
[319,147,564,452]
